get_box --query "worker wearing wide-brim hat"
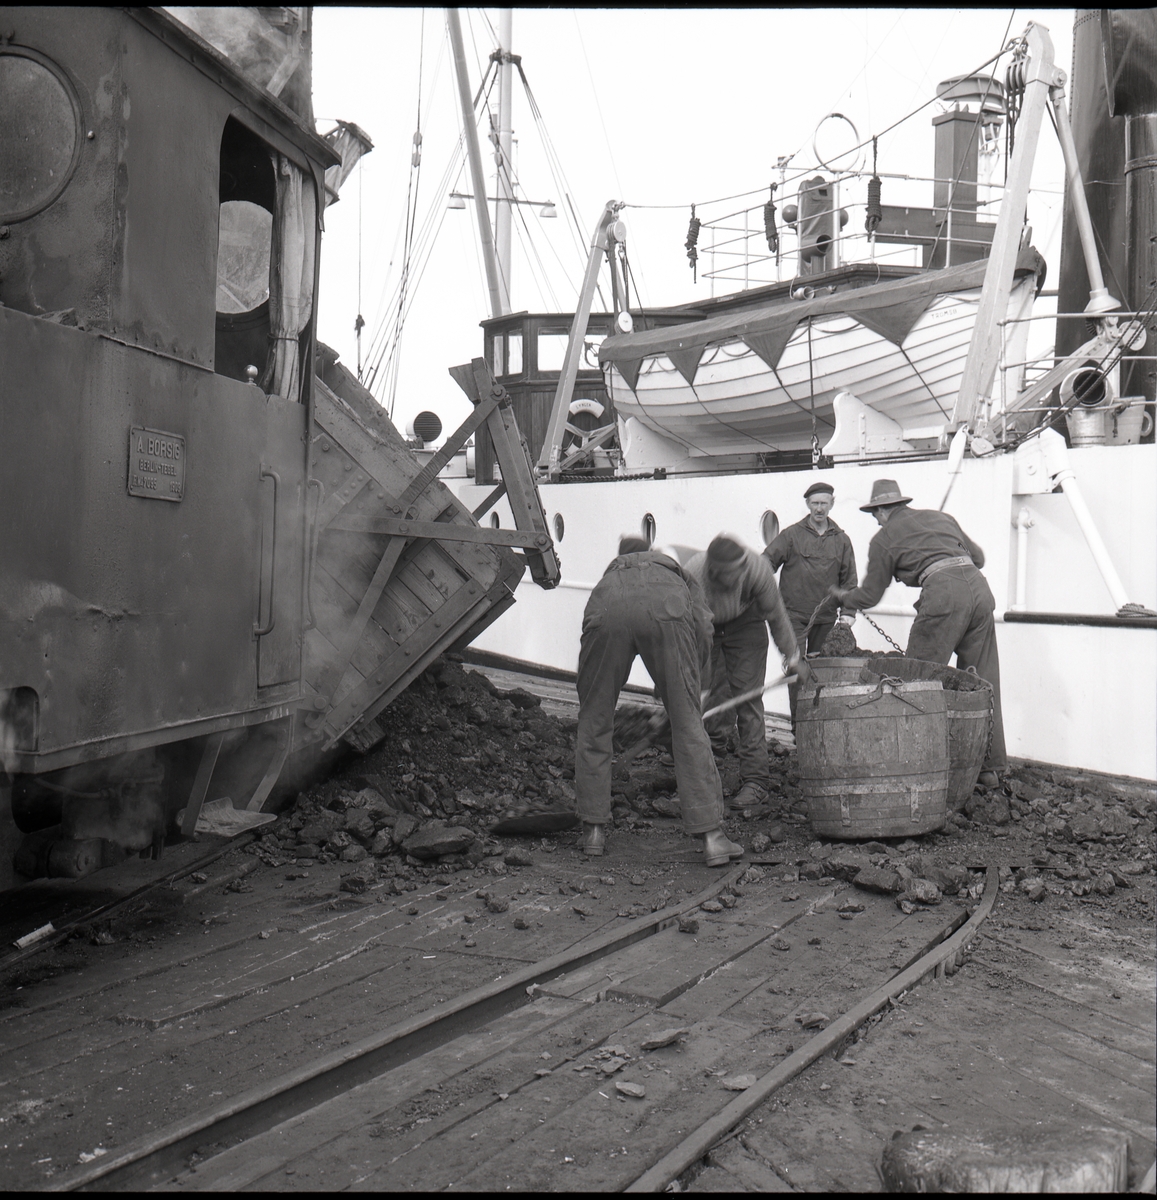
[829,480,1007,785]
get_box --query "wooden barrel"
[807,657,868,685]
[796,678,949,839]
[863,657,992,812]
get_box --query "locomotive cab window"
[214,117,317,402]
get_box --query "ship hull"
[459,443,1157,781]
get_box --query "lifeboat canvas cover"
[598,248,1043,457]
[600,247,1044,388]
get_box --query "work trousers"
[704,617,771,788]
[575,562,723,834]
[906,563,1008,771]
[786,608,834,725]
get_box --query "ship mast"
[494,8,514,313]
[446,8,506,318]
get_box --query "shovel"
[620,672,795,767]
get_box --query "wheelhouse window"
[491,330,523,377]
[537,331,570,373]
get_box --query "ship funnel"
[928,73,1006,269]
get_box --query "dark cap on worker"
[707,534,745,563]
[803,481,834,499]
[860,479,913,511]
[617,535,650,555]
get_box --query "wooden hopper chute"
[301,354,559,754]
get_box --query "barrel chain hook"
[845,676,926,711]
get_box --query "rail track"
[0,836,259,977]
[50,865,997,1192]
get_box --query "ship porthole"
[760,510,780,547]
[489,512,500,529]
[553,513,565,542]
[641,513,656,547]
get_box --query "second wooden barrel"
[797,678,949,839]
[863,657,993,812]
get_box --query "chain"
[861,611,905,654]
[800,595,838,641]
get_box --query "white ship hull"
[460,443,1157,782]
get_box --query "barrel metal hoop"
[804,779,947,796]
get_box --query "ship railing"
[699,169,1062,292]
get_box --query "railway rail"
[51,866,997,1192]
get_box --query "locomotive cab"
[0,7,339,883]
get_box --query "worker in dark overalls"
[685,535,810,810]
[830,480,1007,785]
[764,480,858,723]
[574,537,744,867]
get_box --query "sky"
[311,8,1075,441]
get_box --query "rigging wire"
[355,154,364,380]
[363,133,467,392]
[363,25,504,397]
[622,40,1015,215]
[572,11,625,202]
[383,7,427,419]
[512,197,563,311]
[514,57,608,308]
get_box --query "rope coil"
[685,203,701,281]
[865,136,882,235]
[763,183,778,254]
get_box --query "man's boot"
[729,781,768,812]
[703,828,744,867]
[580,823,606,856]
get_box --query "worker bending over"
[574,536,744,867]
[685,535,811,811]
[830,480,1006,786]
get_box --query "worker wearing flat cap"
[685,535,811,811]
[764,481,858,721]
[829,480,1006,785]
[574,535,745,867]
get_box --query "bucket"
[1065,408,1106,447]
[1104,402,1154,446]
[797,678,948,839]
[863,656,992,812]
[807,656,868,685]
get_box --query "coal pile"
[237,657,1153,924]
[243,658,583,891]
